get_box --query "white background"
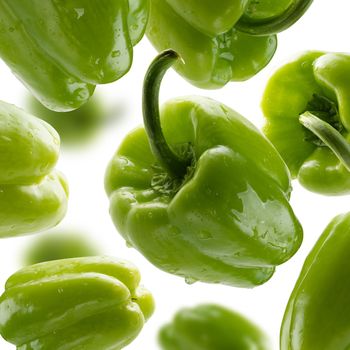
[0,1,349,349]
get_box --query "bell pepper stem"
[143,50,190,178]
[300,112,350,171]
[236,0,313,35]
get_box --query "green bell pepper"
[23,232,100,266]
[105,50,303,287]
[263,52,350,195]
[0,0,148,112]
[0,100,68,238]
[159,304,270,350]
[146,0,313,89]
[0,256,155,350]
[281,212,350,350]
[26,95,106,146]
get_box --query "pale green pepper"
[160,304,271,349]
[23,231,100,265]
[263,52,350,195]
[105,51,303,287]
[0,101,68,237]
[0,256,155,349]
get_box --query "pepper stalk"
[142,50,191,178]
[299,112,350,171]
[236,0,314,35]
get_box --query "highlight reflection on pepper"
[105,50,303,287]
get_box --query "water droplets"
[234,251,241,257]
[169,227,180,237]
[73,88,90,102]
[74,8,85,19]
[185,277,197,285]
[197,231,212,240]
[111,50,121,58]
[125,241,133,248]
[1,135,11,143]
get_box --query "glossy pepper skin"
[23,232,100,266]
[146,0,312,89]
[0,0,148,112]
[105,51,303,287]
[0,256,155,350]
[263,52,350,195]
[281,212,350,350]
[159,304,270,350]
[0,101,68,238]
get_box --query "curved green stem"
[236,0,313,35]
[143,50,190,177]
[300,112,350,171]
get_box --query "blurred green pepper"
[281,212,350,350]
[146,0,312,88]
[160,304,270,350]
[0,256,155,350]
[23,231,100,265]
[0,101,68,238]
[26,95,106,146]
[263,52,350,195]
[0,0,149,112]
[105,50,303,287]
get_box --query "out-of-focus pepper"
[26,95,106,146]
[0,0,149,112]
[0,256,155,350]
[281,212,350,350]
[159,304,270,350]
[23,231,100,265]
[146,0,313,89]
[263,52,350,195]
[105,50,303,287]
[0,101,68,238]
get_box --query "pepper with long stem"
[106,51,304,287]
